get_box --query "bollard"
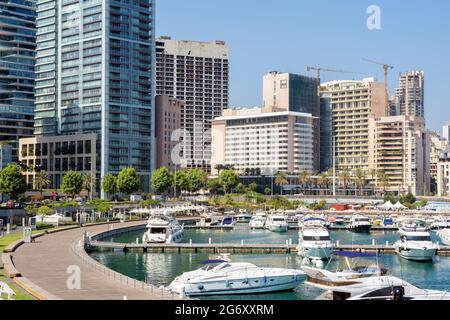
[336,240,340,247]
[208,238,212,245]
[189,239,192,246]
[386,241,389,246]
[241,240,244,246]
[136,237,139,244]
[289,238,292,245]
[372,239,376,246]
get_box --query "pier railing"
[70,236,180,300]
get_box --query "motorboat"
[394,219,438,262]
[334,216,345,226]
[315,275,450,300]
[436,229,450,246]
[298,217,334,261]
[383,216,394,227]
[197,212,220,227]
[221,216,236,227]
[302,251,388,289]
[430,217,450,230]
[349,215,372,233]
[266,214,289,232]
[249,212,267,229]
[235,209,252,223]
[168,255,306,296]
[142,209,184,244]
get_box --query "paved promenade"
[11,221,178,300]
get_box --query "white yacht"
[235,209,252,223]
[142,209,184,244]
[298,217,334,260]
[249,212,267,229]
[394,219,438,262]
[430,217,450,230]
[350,215,372,233]
[196,212,220,227]
[436,229,450,246]
[168,255,306,296]
[265,214,289,233]
[315,276,450,300]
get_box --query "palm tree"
[318,171,331,187]
[34,171,51,198]
[377,170,389,195]
[355,169,366,196]
[298,171,310,186]
[338,169,351,195]
[275,172,289,195]
[82,173,94,200]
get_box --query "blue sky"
[156,0,450,132]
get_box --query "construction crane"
[362,58,394,115]
[306,65,367,85]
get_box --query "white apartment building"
[320,78,386,172]
[211,108,315,175]
[156,37,229,172]
[437,150,450,197]
[368,115,430,196]
[443,123,450,141]
[395,70,425,118]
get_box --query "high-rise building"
[155,37,229,172]
[211,107,315,175]
[262,71,319,171]
[429,131,449,183]
[155,95,182,171]
[437,150,450,197]
[320,78,385,172]
[0,0,36,162]
[368,115,430,196]
[443,122,450,141]
[395,70,425,118]
[34,0,155,195]
[0,144,12,170]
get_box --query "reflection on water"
[90,226,449,300]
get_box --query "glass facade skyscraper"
[34,0,155,194]
[0,0,36,162]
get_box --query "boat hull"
[143,229,183,244]
[170,275,305,296]
[351,225,372,233]
[396,247,437,261]
[299,245,333,260]
[268,225,289,233]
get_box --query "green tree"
[186,168,207,193]
[37,205,54,216]
[117,167,140,196]
[248,182,258,193]
[174,169,189,194]
[151,167,173,194]
[400,192,416,205]
[219,169,240,194]
[206,178,222,195]
[275,172,288,195]
[61,171,83,198]
[235,183,246,194]
[88,199,112,214]
[34,171,51,197]
[82,173,94,200]
[338,170,351,194]
[102,174,117,199]
[377,170,389,194]
[354,169,366,196]
[298,171,310,186]
[0,163,27,199]
[264,187,271,196]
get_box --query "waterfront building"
[429,131,450,193]
[211,107,315,176]
[0,144,13,170]
[443,123,450,141]
[262,71,320,171]
[155,37,229,172]
[34,0,155,195]
[155,95,183,171]
[437,150,450,197]
[395,70,425,118]
[0,0,36,162]
[19,134,97,194]
[320,78,386,172]
[368,115,430,196]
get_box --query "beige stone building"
[320,78,386,172]
[211,107,315,176]
[429,131,450,182]
[155,95,183,171]
[19,134,97,194]
[368,115,430,196]
[437,150,450,197]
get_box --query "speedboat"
[394,219,438,262]
[249,212,267,229]
[298,217,334,261]
[302,251,388,289]
[266,214,289,233]
[316,275,450,300]
[197,212,220,227]
[383,216,394,227]
[430,217,450,230]
[168,255,306,296]
[142,209,184,244]
[335,216,345,226]
[235,209,252,223]
[436,229,450,246]
[221,216,236,227]
[350,215,372,233]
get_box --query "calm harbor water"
[90,226,450,300]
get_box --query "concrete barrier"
[1,253,21,278]
[13,276,61,300]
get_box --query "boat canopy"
[304,217,326,223]
[334,251,377,258]
[200,259,227,265]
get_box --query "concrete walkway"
[11,221,179,300]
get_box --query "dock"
[86,241,450,256]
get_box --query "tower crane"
[362,58,394,115]
[306,65,367,85]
